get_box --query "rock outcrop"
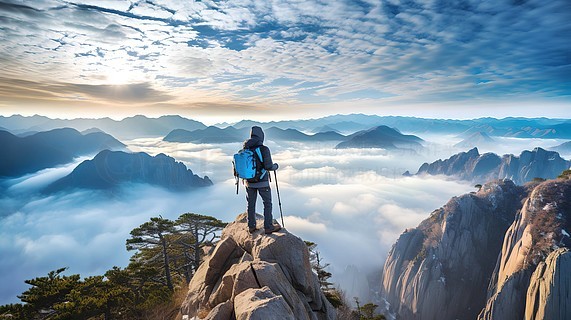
[181,213,336,320]
[478,179,571,320]
[381,179,525,320]
[382,177,571,320]
[45,150,212,193]
[416,147,570,185]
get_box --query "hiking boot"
[249,227,257,233]
[264,225,282,234]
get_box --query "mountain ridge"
[335,125,423,150]
[416,147,571,184]
[3,114,571,139]
[45,150,212,193]
[0,128,125,178]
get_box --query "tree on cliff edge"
[126,216,177,291]
[175,212,227,282]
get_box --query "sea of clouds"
[0,135,567,304]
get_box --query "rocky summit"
[381,177,571,320]
[416,147,570,185]
[181,213,336,320]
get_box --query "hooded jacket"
[242,126,277,187]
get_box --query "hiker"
[241,126,281,234]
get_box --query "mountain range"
[3,114,571,139]
[415,147,571,185]
[163,126,346,144]
[229,115,571,138]
[45,150,212,193]
[0,115,205,139]
[382,176,571,319]
[0,128,125,178]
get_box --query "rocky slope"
[382,177,571,320]
[416,147,570,185]
[478,178,571,320]
[381,179,525,320]
[45,150,212,193]
[181,213,336,320]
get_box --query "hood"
[250,126,264,142]
[243,126,264,148]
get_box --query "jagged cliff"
[382,177,571,320]
[479,179,571,320]
[416,147,570,185]
[382,180,525,320]
[181,213,336,320]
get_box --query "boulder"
[203,300,233,320]
[234,286,295,320]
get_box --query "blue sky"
[0,0,569,122]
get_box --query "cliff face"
[382,180,525,320]
[181,213,336,320]
[416,147,570,185]
[479,179,571,320]
[382,178,571,320]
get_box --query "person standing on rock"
[241,126,282,234]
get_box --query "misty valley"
[1,114,571,319]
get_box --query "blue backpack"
[233,147,267,182]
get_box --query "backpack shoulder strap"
[254,147,263,163]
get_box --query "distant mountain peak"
[335,125,423,150]
[416,147,570,184]
[44,150,212,193]
[0,128,125,178]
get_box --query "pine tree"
[305,241,343,308]
[126,216,177,291]
[17,267,80,317]
[175,212,227,282]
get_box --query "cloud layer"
[0,0,569,119]
[0,137,477,304]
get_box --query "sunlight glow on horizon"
[0,0,569,120]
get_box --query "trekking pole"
[273,170,284,227]
[232,161,239,195]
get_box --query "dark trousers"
[246,186,273,230]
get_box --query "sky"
[0,0,570,123]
